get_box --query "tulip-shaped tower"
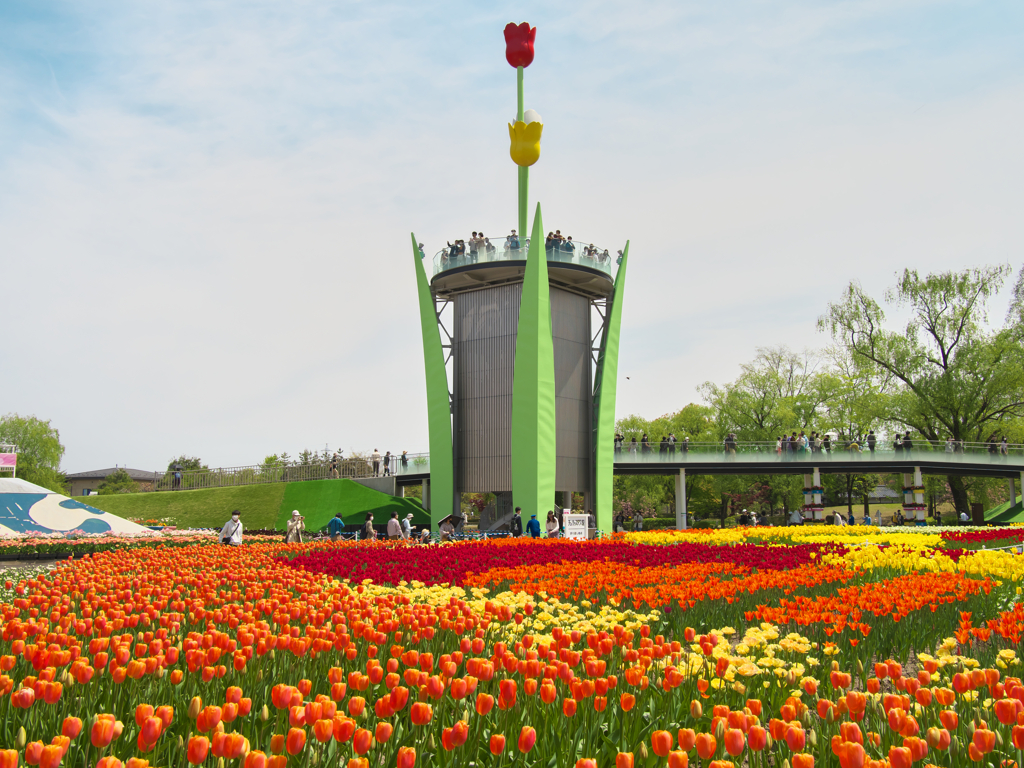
[411,23,629,534]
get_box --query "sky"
[2,0,1023,473]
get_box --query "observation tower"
[410,23,628,534]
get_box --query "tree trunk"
[947,475,970,517]
[846,474,854,518]
[862,493,869,519]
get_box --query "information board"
[563,513,589,541]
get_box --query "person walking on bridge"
[867,431,877,454]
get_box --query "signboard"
[0,454,16,471]
[563,513,589,541]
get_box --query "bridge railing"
[123,453,431,494]
[613,440,1024,466]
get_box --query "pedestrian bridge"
[394,441,1024,484]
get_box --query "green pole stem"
[517,66,527,239]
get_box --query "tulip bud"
[639,743,649,760]
[218,760,225,768]
[260,706,270,722]
[156,667,165,679]
[781,760,790,768]
[996,730,1004,748]
[714,719,725,740]
[16,727,27,749]
[179,736,185,752]
[856,659,864,676]
[831,661,839,671]
[766,735,774,750]
[690,701,703,719]
[188,698,203,720]
[808,729,817,747]
[825,707,835,724]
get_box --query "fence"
[139,453,430,494]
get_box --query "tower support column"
[675,469,687,530]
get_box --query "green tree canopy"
[98,468,140,495]
[0,413,66,492]
[819,265,1024,514]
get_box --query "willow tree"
[819,266,1024,515]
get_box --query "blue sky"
[2,1,1023,472]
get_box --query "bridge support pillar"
[1009,476,1017,512]
[422,480,430,511]
[675,469,687,530]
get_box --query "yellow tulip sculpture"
[509,110,543,167]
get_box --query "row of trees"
[615,265,1024,519]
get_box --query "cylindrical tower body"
[432,255,614,499]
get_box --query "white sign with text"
[563,513,589,541]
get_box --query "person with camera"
[285,510,305,543]
[220,510,243,545]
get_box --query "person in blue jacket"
[525,513,541,538]
[327,513,345,542]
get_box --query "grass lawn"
[79,484,286,529]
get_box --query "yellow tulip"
[508,120,543,166]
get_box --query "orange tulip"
[187,736,210,765]
[353,728,372,756]
[620,692,635,711]
[563,698,578,717]
[313,719,334,743]
[723,728,744,757]
[972,728,995,754]
[96,759,123,768]
[38,746,62,768]
[888,746,911,768]
[786,726,806,752]
[489,735,506,755]
[939,710,958,731]
[397,746,416,768]
[91,718,116,749]
[667,751,688,768]
[286,728,306,756]
[575,761,597,768]
[375,722,393,744]
[996,699,1018,725]
[244,752,267,768]
[61,717,83,740]
[0,750,17,768]
[695,733,717,760]
[615,754,634,768]
[518,726,536,753]
[475,693,494,716]
[792,754,814,768]
[677,728,696,751]
[24,743,43,767]
[652,730,674,758]
[747,726,767,752]
[411,702,432,726]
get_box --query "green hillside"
[77,478,428,531]
[987,494,1024,525]
[279,479,430,532]
[79,484,286,529]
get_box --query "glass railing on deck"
[426,235,621,280]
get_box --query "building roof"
[65,467,162,481]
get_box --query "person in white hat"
[285,510,305,543]
[401,513,414,540]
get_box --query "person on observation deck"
[371,449,382,477]
[629,438,638,456]
[641,434,651,455]
[867,430,877,454]
[668,433,677,455]
[902,432,914,454]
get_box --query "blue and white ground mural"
[0,478,149,536]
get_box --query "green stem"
[517,66,527,241]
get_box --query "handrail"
[426,233,622,280]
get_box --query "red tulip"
[503,22,536,69]
[615,754,634,768]
[489,735,506,755]
[286,728,306,756]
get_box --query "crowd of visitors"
[436,229,618,269]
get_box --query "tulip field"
[5,526,1024,767]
